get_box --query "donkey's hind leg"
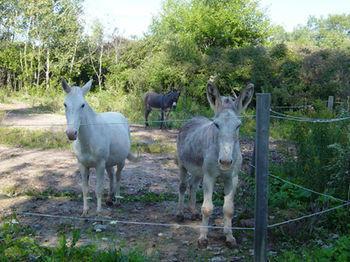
[189,175,201,220]
[145,107,152,127]
[114,161,125,206]
[106,166,116,207]
[176,164,188,222]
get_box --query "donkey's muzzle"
[172,102,177,109]
[66,129,78,141]
[218,159,233,170]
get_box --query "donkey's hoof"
[190,212,201,221]
[81,209,89,217]
[176,213,185,222]
[113,201,121,207]
[106,199,114,207]
[198,238,208,249]
[225,237,237,248]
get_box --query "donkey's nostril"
[66,129,78,140]
[219,159,233,167]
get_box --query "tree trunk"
[98,45,103,90]
[36,46,42,87]
[23,17,32,89]
[45,48,50,90]
[69,38,79,75]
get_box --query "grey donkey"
[176,77,254,248]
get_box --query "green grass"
[131,139,176,155]
[0,127,70,149]
[0,125,176,155]
[0,216,149,261]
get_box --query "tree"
[88,20,105,90]
[290,14,350,48]
[151,0,270,51]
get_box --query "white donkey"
[62,79,136,215]
[176,77,254,248]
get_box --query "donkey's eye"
[236,125,241,130]
[63,103,67,108]
[214,122,219,129]
[81,104,85,108]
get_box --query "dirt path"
[0,102,66,131]
[0,102,257,261]
[0,143,254,261]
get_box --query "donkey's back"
[144,91,163,108]
[177,116,215,169]
[98,112,131,160]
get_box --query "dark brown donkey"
[144,90,181,128]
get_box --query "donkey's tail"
[143,92,149,108]
[127,152,138,162]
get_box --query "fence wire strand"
[269,173,348,203]
[270,109,350,123]
[267,202,350,228]
[11,211,255,231]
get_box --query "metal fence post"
[254,93,271,262]
[327,96,334,111]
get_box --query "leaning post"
[327,96,334,111]
[254,93,271,262]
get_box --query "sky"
[82,0,350,38]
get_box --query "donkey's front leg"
[198,173,215,248]
[223,175,239,247]
[79,163,90,216]
[95,161,106,215]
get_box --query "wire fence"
[270,109,350,123]
[0,114,257,128]
[1,102,350,237]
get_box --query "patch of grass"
[0,216,149,261]
[131,140,176,155]
[123,192,177,203]
[0,111,5,122]
[0,186,80,200]
[0,125,175,153]
[0,127,70,149]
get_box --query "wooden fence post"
[254,93,271,262]
[250,144,256,177]
[327,96,334,111]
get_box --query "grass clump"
[0,216,149,261]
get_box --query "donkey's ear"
[206,77,222,113]
[61,78,71,93]
[82,80,93,96]
[234,83,254,113]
